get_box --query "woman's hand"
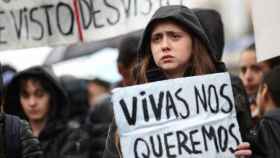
[235,142,252,158]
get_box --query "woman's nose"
[160,36,170,52]
[28,97,36,106]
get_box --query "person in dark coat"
[236,65,280,158]
[249,65,280,158]
[85,95,114,158]
[103,5,250,158]
[59,75,89,125]
[3,66,90,158]
[0,112,43,158]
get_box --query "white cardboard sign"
[112,72,241,158]
[252,0,280,62]
[0,0,195,50]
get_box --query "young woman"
[103,5,251,158]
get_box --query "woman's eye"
[20,93,28,98]
[35,91,45,98]
[171,33,181,39]
[151,35,161,43]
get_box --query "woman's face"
[150,21,193,78]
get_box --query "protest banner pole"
[72,0,84,42]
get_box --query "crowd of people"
[0,4,280,158]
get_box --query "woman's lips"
[161,55,174,62]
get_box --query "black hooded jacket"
[3,66,90,158]
[139,5,251,139]
[137,5,226,83]
[103,6,252,158]
[249,109,280,158]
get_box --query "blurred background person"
[3,66,90,158]
[0,63,42,158]
[87,78,111,109]
[240,44,264,124]
[239,43,279,125]
[237,65,280,158]
[84,77,112,158]
[59,75,89,125]
[116,34,141,87]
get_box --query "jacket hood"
[3,66,69,122]
[137,5,225,82]
[193,8,224,60]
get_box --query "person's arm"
[19,119,43,158]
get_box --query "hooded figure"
[135,5,226,83]
[248,65,280,158]
[137,6,251,139]
[103,6,252,158]
[3,66,90,158]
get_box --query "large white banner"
[112,73,242,158]
[252,0,280,62]
[0,0,195,50]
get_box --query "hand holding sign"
[112,73,241,158]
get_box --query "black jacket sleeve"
[103,120,120,158]
[230,75,253,141]
[19,119,43,158]
[250,119,280,158]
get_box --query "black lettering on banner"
[104,0,121,26]
[141,0,152,15]
[92,1,104,28]
[30,7,44,41]
[195,84,208,114]
[149,91,164,121]
[164,132,176,158]
[134,138,150,158]
[0,11,7,44]
[119,97,137,125]
[79,0,92,29]
[217,126,228,152]
[190,129,202,154]
[176,130,192,154]
[201,125,220,152]
[229,123,240,153]
[166,91,179,119]
[141,91,149,122]
[41,4,54,36]
[23,8,30,40]
[56,2,74,35]
[175,88,190,119]
[150,134,163,157]
[10,10,24,39]
[120,0,133,18]
[220,84,234,113]
[208,84,219,113]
